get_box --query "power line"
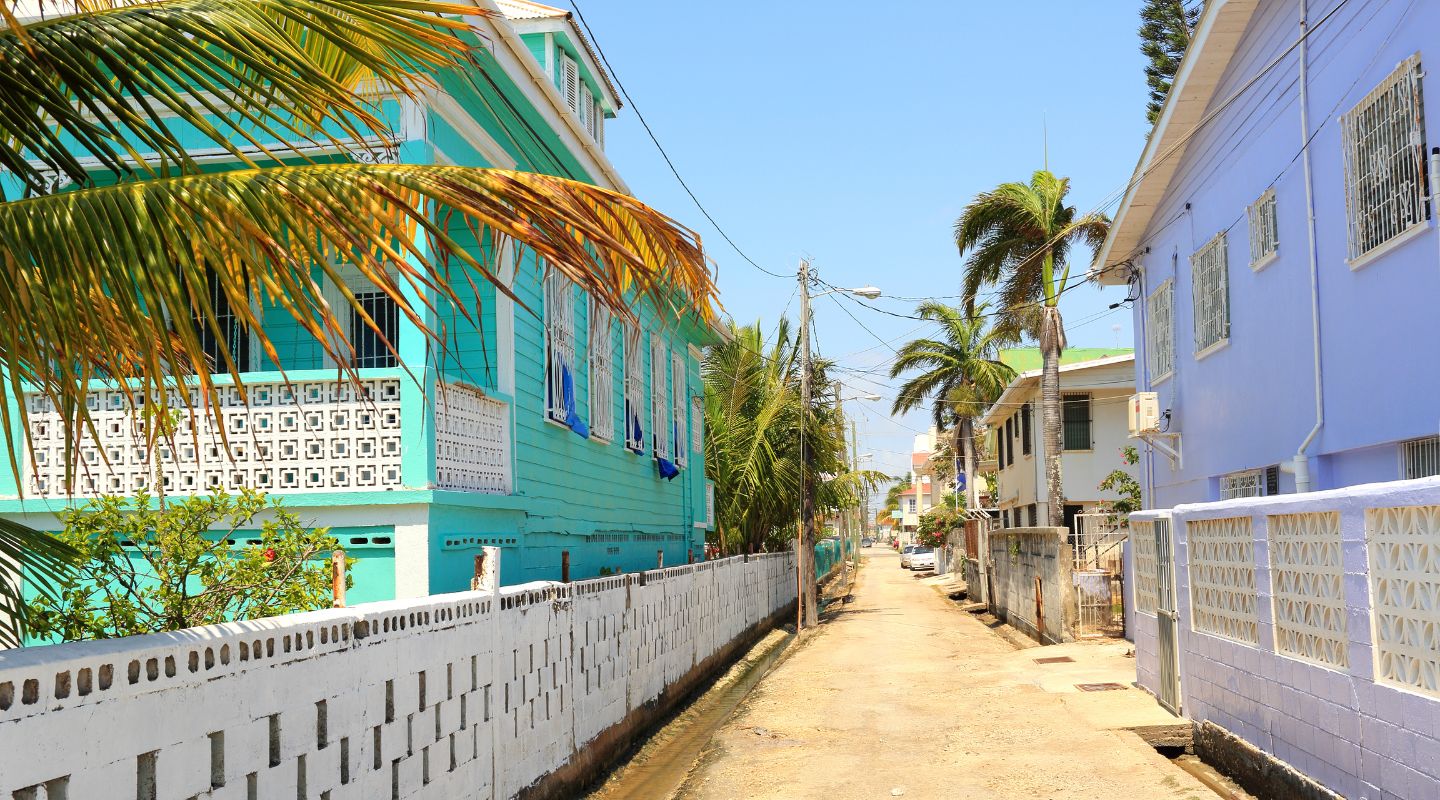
[565,0,790,280]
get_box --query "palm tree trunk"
[961,416,979,510]
[1039,306,1067,527]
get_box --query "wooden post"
[561,550,570,583]
[687,549,694,565]
[471,547,500,592]
[331,550,346,608]
[656,550,664,569]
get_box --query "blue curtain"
[656,456,679,481]
[561,364,589,439]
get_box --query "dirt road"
[677,550,1215,800]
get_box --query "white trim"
[425,89,520,169]
[1194,338,1231,362]
[1346,219,1432,271]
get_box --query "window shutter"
[562,55,579,114]
[578,86,591,132]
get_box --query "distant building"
[981,353,1137,534]
[899,430,947,538]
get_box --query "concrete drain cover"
[1033,656,1075,665]
[1075,682,1128,692]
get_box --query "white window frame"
[623,322,645,452]
[1341,54,1428,265]
[1146,279,1174,384]
[1191,232,1230,355]
[543,266,576,424]
[1401,436,1440,480]
[587,297,615,442]
[1247,188,1279,270]
[650,333,670,460]
[592,95,605,146]
[671,353,687,468]
[322,264,398,372]
[1219,469,1264,500]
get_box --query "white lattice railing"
[1187,516,1259,644]
[1269,512,1348,668]
[434,382,511,494]
[25,377,404,497]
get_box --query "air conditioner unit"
[1129,392,1161,436]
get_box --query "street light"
[795,259,881,631]
[840,392,882,402]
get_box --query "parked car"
[909,546,936,571]
[899,544,917,568]
[860,538,874,548]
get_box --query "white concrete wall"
[0,553,795,799]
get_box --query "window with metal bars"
[1026,504,1037,528]
[1062,394,1092,451]
[1191,232,1230,353]
[650,333,670,460]
[587,299,615,442]
[1003,418,1014,467]
[543,268,576,423]
[671,353,686,468]
[1402,436,1440,480]
[1147,280,1175,381]
[691,395,703,456]
[1219,469,1264,500]
[1342,54,1428,261]
[1248,189,1279,268]
[350,290,398,369]
[1021,404,1032,456]
[623,323,645,452]
[196,269,252,373]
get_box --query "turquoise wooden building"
[1,0,718,603]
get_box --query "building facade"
[1094,0,1440,511]
[898,430,946,537]
[2,0,715,605]
[982,354,1137,532]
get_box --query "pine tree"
[1141,0,1203,125]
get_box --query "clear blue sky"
[570,1,1153,494]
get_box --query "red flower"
[263,548,277,563]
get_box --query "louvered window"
[587,298,615,442]
[650,333,670,460]
[578,85,591,133]
[592,96,605,145]
[692,395,704,455]
[623,322,645,452]
[1191,232,1230,353]
[1342,54,1428,261]
[1147,280,1175,381]
[671,353,687,468]
[1248,189,1279,268]
[1020,404,1032,456]
[543,267,576,423]
[561,54,580,114]
[1062,394,1092,451]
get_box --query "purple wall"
[1128,0,1440,511]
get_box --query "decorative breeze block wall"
[1367,504,1440,694]
[0,553,796,800]
[1268,512,1347,668]
[1186,517,1258,644]
[26,379,404,496]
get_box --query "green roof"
[999,347,1133,374]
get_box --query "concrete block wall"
[1131,478,1440,800]
[986,527,1076,644]
[0,553,796,800]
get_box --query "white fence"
[1128,478,1440,800]
[0,553,795,799]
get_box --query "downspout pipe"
[1287,0,1324,492]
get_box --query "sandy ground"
[676,550,1217,800]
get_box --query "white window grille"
[1269,512,1347,668]
[671,354,687,468]
[1187,517,1259,644]
[1402,436,1440,479]
[1341,54,1428,261]
[1247,188,1279,268]
[1147,280,1174,382]
[623,322,645,452]
[543,267,575,424]
[561,54,579,114]
[692,395,704,455]
[650,333,670,460]
[1368,505,1440,695]
[1131,521,1158,616]
[1191,232,1230,353]
[1219,469,1263,500]
[587,298,615,442]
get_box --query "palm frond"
[0,518,79,647]
[0,0,478,196]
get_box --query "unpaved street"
[678,550,1215,800]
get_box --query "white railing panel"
[434,383,511,494]
[1269,512,1348,668]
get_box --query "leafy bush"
[1098,445,1144,527]
[26,490,349,642]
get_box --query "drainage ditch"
[582,629,794,800]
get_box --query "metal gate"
[1154,517,1182,714]
[1073,514,1127,637]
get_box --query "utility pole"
[796,258,816,630]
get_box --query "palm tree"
[955,170,1109,526]
[0,0,716,646]
[889,302,1014,510]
